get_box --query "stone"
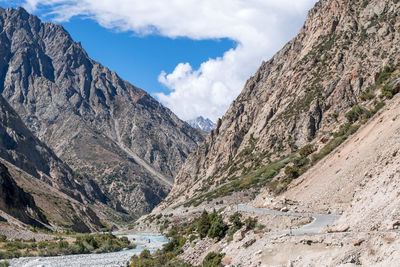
[221,256,232,265]
[233,230,245,242]
[243,238,256,248]
[353,239,364,246]
[280,207,289,212]
[391,220,400,229]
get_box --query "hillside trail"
[237,204,340,235]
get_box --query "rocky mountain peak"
[187,116,215,132]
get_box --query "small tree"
[285,165,300,179]
[208,215,228,240]
[299,144,315,157]
[139,249,151,259]
[245,217,257,231]
[197,210,211,238]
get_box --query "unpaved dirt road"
[237,204,340,235]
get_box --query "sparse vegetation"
[129,225,191,267]
[183,159,288,207]
[202,252,225,267]
[244,217,257,231]
[299,144,315,157]
[345,105,371,123]
[0,233,133,259]
[360,88,376,101]
[130,209,245,266]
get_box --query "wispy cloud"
[23,0,316,121]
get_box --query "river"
[8,233,168,267]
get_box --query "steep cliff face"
[0,95,103,203]
[160,0,400,209]
[0,7,204,213]
[0,162,47,228]
[0,94,107,231]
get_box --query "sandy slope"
[273,93,400,232]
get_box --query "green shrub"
[57,240,69,249]
[244,217,257,231]
[293,156,310,168]
[381,81,400,99]
[0,261,10,267]
[163,236,186,255]
[229,212,243,229]
[202,252,225,267]
[140,249,151,259]
[207,216,228,241]
[284,165,300,179]
[372,101,385,113]
[345,105,370,123]
[360,90,375,101]
[299,144,315,157]
[376,65,396,86]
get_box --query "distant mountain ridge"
[187,116,215,132]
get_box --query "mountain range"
[0,6,204,231]
[1,0,400,265]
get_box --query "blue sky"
[0,0,316,121]
[0,1,235,97]
[60,19,236,97]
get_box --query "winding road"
[237,204,340,235]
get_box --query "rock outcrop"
[0,7,205,214]
[0,95,102,203]
[0,93,107,231]
[0,162,47,227]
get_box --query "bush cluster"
[202,252,225,267]
[183,160,287,207]
[130,227,190,267]
[197,210,228,241]
[0,233,133,259]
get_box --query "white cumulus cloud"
[23,0,316,121]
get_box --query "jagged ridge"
[0,6,205,214]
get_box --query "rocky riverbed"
[8,233,168,267]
